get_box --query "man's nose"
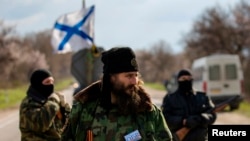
[130,77,138,85]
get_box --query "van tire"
[229,104,240,111]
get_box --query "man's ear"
[110,74,116,82]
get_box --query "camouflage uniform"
[19,92,71,141]
[62,81,173,141]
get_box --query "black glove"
[185,115,202,128]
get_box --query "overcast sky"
[0,0,240,53]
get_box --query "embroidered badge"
[131,58,138,69]
[124,130,142,141]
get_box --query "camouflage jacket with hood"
[62,81,173,141]
[19,92,71,141]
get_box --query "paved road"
[0,86,249,140]
[0,109,20,141]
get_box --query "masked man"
[162,69,217,141]
[19,69,71,141]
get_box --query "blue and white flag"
[51,5,95,53]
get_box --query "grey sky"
[0,0,239,53]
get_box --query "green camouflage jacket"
[62,81,173,141]
[19,92,71,141]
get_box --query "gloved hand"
[60,104,71,123]
[185,115,202,128]
[54,92,71,120]
[49,92,71,122]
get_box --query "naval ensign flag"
[51,5,95,53]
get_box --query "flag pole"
[82,0,86,8]
[82,0,98,56]
[84,1,98,56]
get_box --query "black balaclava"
[177,69,193,93]
[27,69,54,102]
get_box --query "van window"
[209,65,220,80]
[225,64,237,80]
[193,67,203,81]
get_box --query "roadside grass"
[0,85,27,109]
[54,77,75,91]
[144,82,250,118]
[236,100,250,117]
[144,82,166,91]
[0,77,74,110]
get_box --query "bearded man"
[62,47,173,141]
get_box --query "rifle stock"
[176,127,190,141]
[175,95,240,141]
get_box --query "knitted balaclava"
[177,69,193,93]
[29,69,54,100]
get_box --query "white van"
[191,54,244,110]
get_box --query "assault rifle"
[175,95,240,141]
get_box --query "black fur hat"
[101,47,139,74]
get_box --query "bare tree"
[0,20,50,88]
[136,40,175,83]
[182,0,250,97]
[25,30,73,81]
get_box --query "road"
[0,86,249,141]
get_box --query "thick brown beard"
[112,83,142,115]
